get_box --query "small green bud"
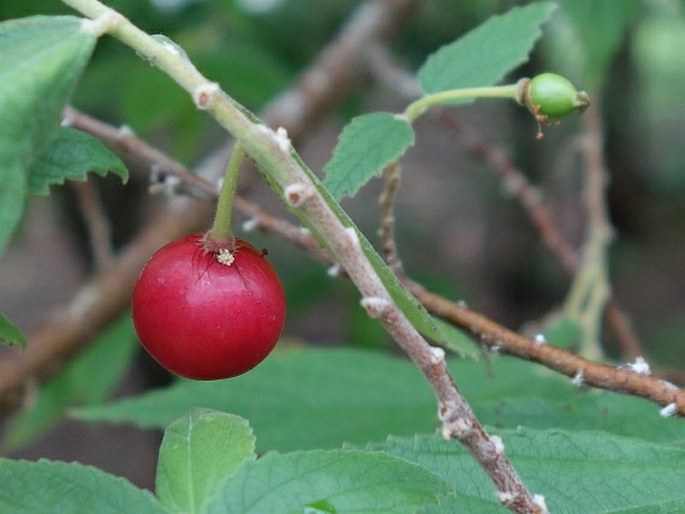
[523,73,589,119]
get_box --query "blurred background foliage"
[1,0,684,484]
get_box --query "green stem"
[404,83,521,123]
[208,143,246,240]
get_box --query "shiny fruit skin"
[132,233,286,380]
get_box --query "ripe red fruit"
[132,233,286,380]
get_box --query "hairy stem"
[405,83,521,122]
[208,143,246,241]
[61,1,546,510]
[378,161,403,273]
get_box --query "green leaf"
[432,317,479,360]
[28,127,128,194]
[0,459,167,514]
[304,170,450,348]
[74,349,439,452]
[0,15,97,254]
[204,449,451,514]
[418,2,556,97]
[540,315,582,350]
[156,409,256,514]
[323,112,414,200]
[559,0,640,89]
[0,312,26,348]
[1,315,137,451]
[74,349,685,451]
[368,430,685,513]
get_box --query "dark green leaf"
[28,127,128,194]
[0,312,26,348]
[323,112,414,200]
[432,317,479,359]
[369,430,685,513]
[74,349,439,452]
[205,449,451,514]
[540,315,582,350]
[73,349,685,451]
[418,3,556,97]
[0,459,167,514]
[156,409,256,514]
[0,15,97,253]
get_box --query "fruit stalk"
[207,143,246,243]
[61,1,547,510]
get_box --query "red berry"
[132,233,286,380]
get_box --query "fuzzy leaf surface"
[0,15,96,253]
[368,430,685,513]
[0,459,167,513]
[28,127,128,194]
[204,449,451,514]
[323,112,414,200]
[156,409,256,514]
[74,349,685,451]
[418,3,555,97]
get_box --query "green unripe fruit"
[524,73,589,119]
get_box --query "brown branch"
[409,283,685,416]
[378,161,403,273]
[217,196,685,416]
[441,110,644,359]
[366,44,645,359]
[0,0,421,417]
[69,180,115,271]
[75,111,683,417]
[56,105,685,420]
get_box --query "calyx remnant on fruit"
[518,73,590,138]
[216,248,235,266]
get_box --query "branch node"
[360,296,391,319]
[572,369,585,387]
[149,166,181,196]
[275,126,292,153]
[344,226,360,248]
[80,8,124,37]
[428,346,445,365]
[284,183,314,207]
[490,435,505,455]
[497,491,516,507]
[660,403,677,418]
[327,263,342,277]
[192,82,221,110]
[534,333,547,345]
[117,124,136,138]
[533,494,549,514]
[625,356,651,375]
[441,417,473,440]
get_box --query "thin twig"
[408,281,685,415]
[62,106,218,201]
[62,105,685,415]
[61,1,546,510]
[378,161,403,273]
[69,180,115,271]
[0,0,419,411]
[563,101,613,360]
[367,44,645,359]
